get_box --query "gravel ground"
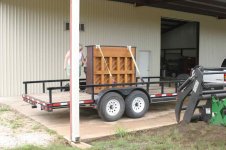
[0,104,61,149]
[0,125,53,148]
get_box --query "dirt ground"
[0,104,68,149]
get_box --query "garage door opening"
[160,18,199,80]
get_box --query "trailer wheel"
[98,92,125,122]
[125,90,149,118]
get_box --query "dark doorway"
[161,18,199,79]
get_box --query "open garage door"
[160,18,199,79]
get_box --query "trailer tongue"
[175,66,226,125]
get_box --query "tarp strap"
[96,45,115,83]
[127,46,144,83]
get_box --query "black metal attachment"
[175,66,226,124]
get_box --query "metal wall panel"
[80,0,161,77]
[1,0,226,96]
[0,0,70,96]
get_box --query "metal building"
[1,0,226,97]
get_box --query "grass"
[90,122,226,150]
[9,116,24,129]
[10,144,79,150]
[32,124,42,131]
[45,128,59,136]
[0,104,10,112]
[114,126,128,138]
[9,122,226,150]
[0,105,24,129]
[0,112,24,129]
[8,122,226,150]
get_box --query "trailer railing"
[46,80,184,103]
[23,79,86,94]
[23,77,185,105]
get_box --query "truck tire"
[125,90,149,118]
[98,92,125,122]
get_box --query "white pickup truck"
[203,59,226,84]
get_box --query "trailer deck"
[22,92,95,111]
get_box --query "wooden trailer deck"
[22,91,95,111]
[26,91,92,103]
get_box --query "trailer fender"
[95,87,150,105]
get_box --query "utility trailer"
[22,77,183,121]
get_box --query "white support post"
[70,0,80,142]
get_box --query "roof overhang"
[110,0,226,19]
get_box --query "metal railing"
[24,77,184,105]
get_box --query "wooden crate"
[86,46,136,94]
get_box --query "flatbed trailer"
[22,77,184,121]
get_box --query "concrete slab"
[0,96,177,141]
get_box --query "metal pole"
[25,83,28,94]
[60,81,63,92]
[147,78,150,92]
[49,90,52,104]
[70,0,80,143]
[43,82,45,93]
[161,83,164,94]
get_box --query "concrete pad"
[0,96,177,141]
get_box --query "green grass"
[0,105,10,112]
[9,116,24,129]
[46,128,58,135]
[9,122,226,150]
[10,144,79,150]
[91,131,179,150]
[32,124,42,131]
[90,123,226,150]
[114,126,128,138]
[0,104,25,129]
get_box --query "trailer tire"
[125,90,149,118]
[98,92,125,122]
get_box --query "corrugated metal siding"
[199,21,226,67]
[80,0,161,76]
[1,0,226,96]
[0,0,70,96]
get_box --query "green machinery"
[210,97,226,126]
[175,66,226,126]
